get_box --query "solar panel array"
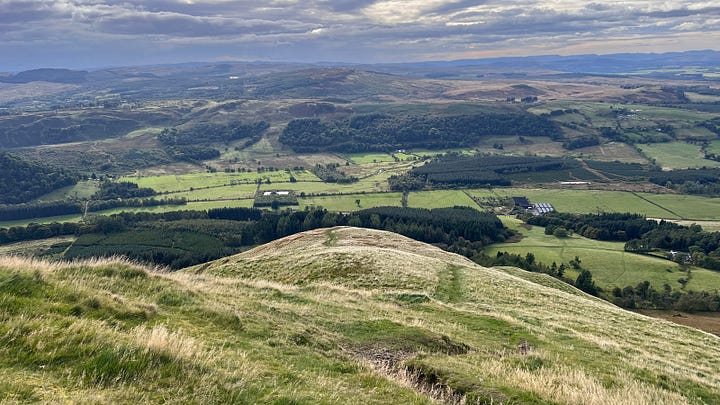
[532,203,554,215]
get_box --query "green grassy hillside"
[2,227,719,403]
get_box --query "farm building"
[263,191,290,196]
[254,190,298,207]
[511,196,533,210]
[512,196,554,215]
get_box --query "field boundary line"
[631,192,683,219]
[462,190,484,210]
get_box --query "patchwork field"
[485,216,720,292]
[468,188,680,218]
[122,170,319,193]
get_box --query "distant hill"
[244,67,451,100]
[367,49,720,78]
[2,226,718,403]
[0,68,88,84]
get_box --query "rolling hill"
[1,226,719,403]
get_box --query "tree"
[355,199,361,207]
[569,255,582,269]
[575,270,598,296]
[525,252,535,265]
[553,227,569,238]
[557,263,566,278]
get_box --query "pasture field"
[529,101,617,127]
[258,177,389,194]
[166,183,259,201]
[705,140,720,155]
[342,160,417,178]
[406,190,477,209]
[0,236,76,257]
[532,101,716,130]
[485,216,720,291]
[33,180,100,202]
[93,199,254,216]
[468,188,679,218]
[392,152,416,161]
[407,147,477,156]
[639,193,720,220]
[674,126,717,139]
[622,104,715,121]
[122,169,319,193]
[298,192,402,211]
[638,142,720,170]
[0,213,84,228]
[343,152,395,164]
[669,220,720,232]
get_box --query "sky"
[1,0,719,71]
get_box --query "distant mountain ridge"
[0,68,88,84]
[2,49,718,80]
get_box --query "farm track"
[579,159,613,181]
[612,250,629,285]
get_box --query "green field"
[122,170,319,193]
[167,183,259,201]
[392,152,416,161]
[639,193,720,220]
[638,142,720,170]
[406,190,477,209]
[468,188,679,218]
[469,187,720,220]
[258,178,389,195]
[0,213,84,228]
[705,140,720,155]
[670,220,720,232]
[343,152,395,164]
[33,180,100,202]
[92,199,254,216]
[299,192,402,211]
[485,216,720,292]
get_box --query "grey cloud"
[0,0,64,25]
[427,0,490,16]
[321,0,379,13]
[0,0,719,69]
[93,11,314,37]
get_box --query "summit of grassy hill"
[2,227,719,404]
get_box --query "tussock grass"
[1,227,720,403]
[134,324,204,361]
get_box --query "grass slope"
[2,227,719,404]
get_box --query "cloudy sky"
[1,0,719,71]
